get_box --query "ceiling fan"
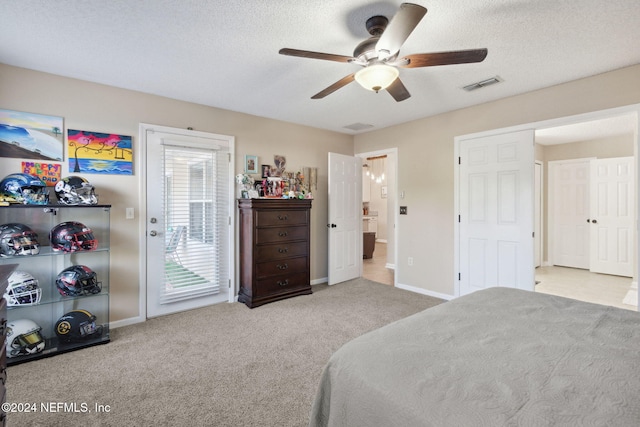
[279,3,488,102]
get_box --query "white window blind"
[161,143,229,304]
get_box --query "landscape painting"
[67,129,133,175]
[0,109,64,161]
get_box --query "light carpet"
[7,278,443,427]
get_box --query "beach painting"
[67,129,133,175]
[0,109,64,161]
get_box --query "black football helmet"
[56,265,102,296]
[49,221,98,252]
[55,309,103,342]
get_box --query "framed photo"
[245,155,258,174]
[261,164,271,178]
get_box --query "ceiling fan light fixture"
[355,64,399,93]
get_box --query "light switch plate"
[400,206,407,215]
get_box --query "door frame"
[454,104,640,300]
[356,148,398,286]
[138,123,236,320]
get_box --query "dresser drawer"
[256,241,308,260]
[254,272,309,297]
[256,256,308,278]
[255,209,308,227]
[255,226,307,244]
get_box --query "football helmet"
[5,319,46,358]
[0,223,40,256]
[55,309,103,342]
[54,176,98,205]
[56,265,102,296]
[0,173,49,205]
[5,270,42,306]
[49,221,98,252]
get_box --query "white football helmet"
[5,270,42,306]
[5,319,46,358]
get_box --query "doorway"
[140,124,235,318]
[357,148,397,286]
[535,115,637,309]
[455,104,640,310]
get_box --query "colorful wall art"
[67,129,133,175]
[0,109,64,161]
[21,161,62,187]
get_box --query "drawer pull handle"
[278,215,288,221]
[278,247,288,253]
[277,279,289,287]
[278,231,288,237]
[277,263,288,270]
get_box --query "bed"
[309,287,640,426]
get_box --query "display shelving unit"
[0,204,110,365]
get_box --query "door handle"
[149,230,158,236]
[591,219,597,224]
[326,224,337,228]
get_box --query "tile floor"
[363,243,639,312]
[535,265,638,311]
[363,242,394,286]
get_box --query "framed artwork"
[245,155,258,174]
[21,161,62,187]
[0,109,64,161]
[273,155,286,176]
[261,164,271,178]
[67,129,133,175]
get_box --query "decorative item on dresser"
[238,198,312,308]
[0,264,17,427]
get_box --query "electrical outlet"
[408,257,413,266]
[400,206,408,215]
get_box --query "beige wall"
[2,62,639,320]
[354,64,640,297]
[0,64,353,324]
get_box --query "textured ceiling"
[1,0,639,136]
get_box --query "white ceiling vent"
[344,122,375,131]
[463,76,503,92]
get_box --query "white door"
[144,126,234,317]
[550,159,591,269]
[328,153,362,285]
[589,156,634,277]
[459,130,535,295]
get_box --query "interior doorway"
[535,115,637,309]
[357,148,397,286]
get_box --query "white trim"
[355,147,399,287]
[396,282,454,301]
[138,123,236,322]
[454,104,640,303]
[109,316,145,329]
[311,277,328,285]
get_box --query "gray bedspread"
[309,288,640,426]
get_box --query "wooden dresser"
[238,198,312,308]
[0,264,17,427]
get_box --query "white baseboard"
[109,315,145,329]
[311,277,328,285]
[396,282,454,301]
[385,263,395,270]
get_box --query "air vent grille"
[344,122,374,131]
[463,76,502,92]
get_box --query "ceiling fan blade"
[376,3,427,60]
[387,78,411,102]
[400,48,488,68]
[279,48,354,63]
[311,73,356,99]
